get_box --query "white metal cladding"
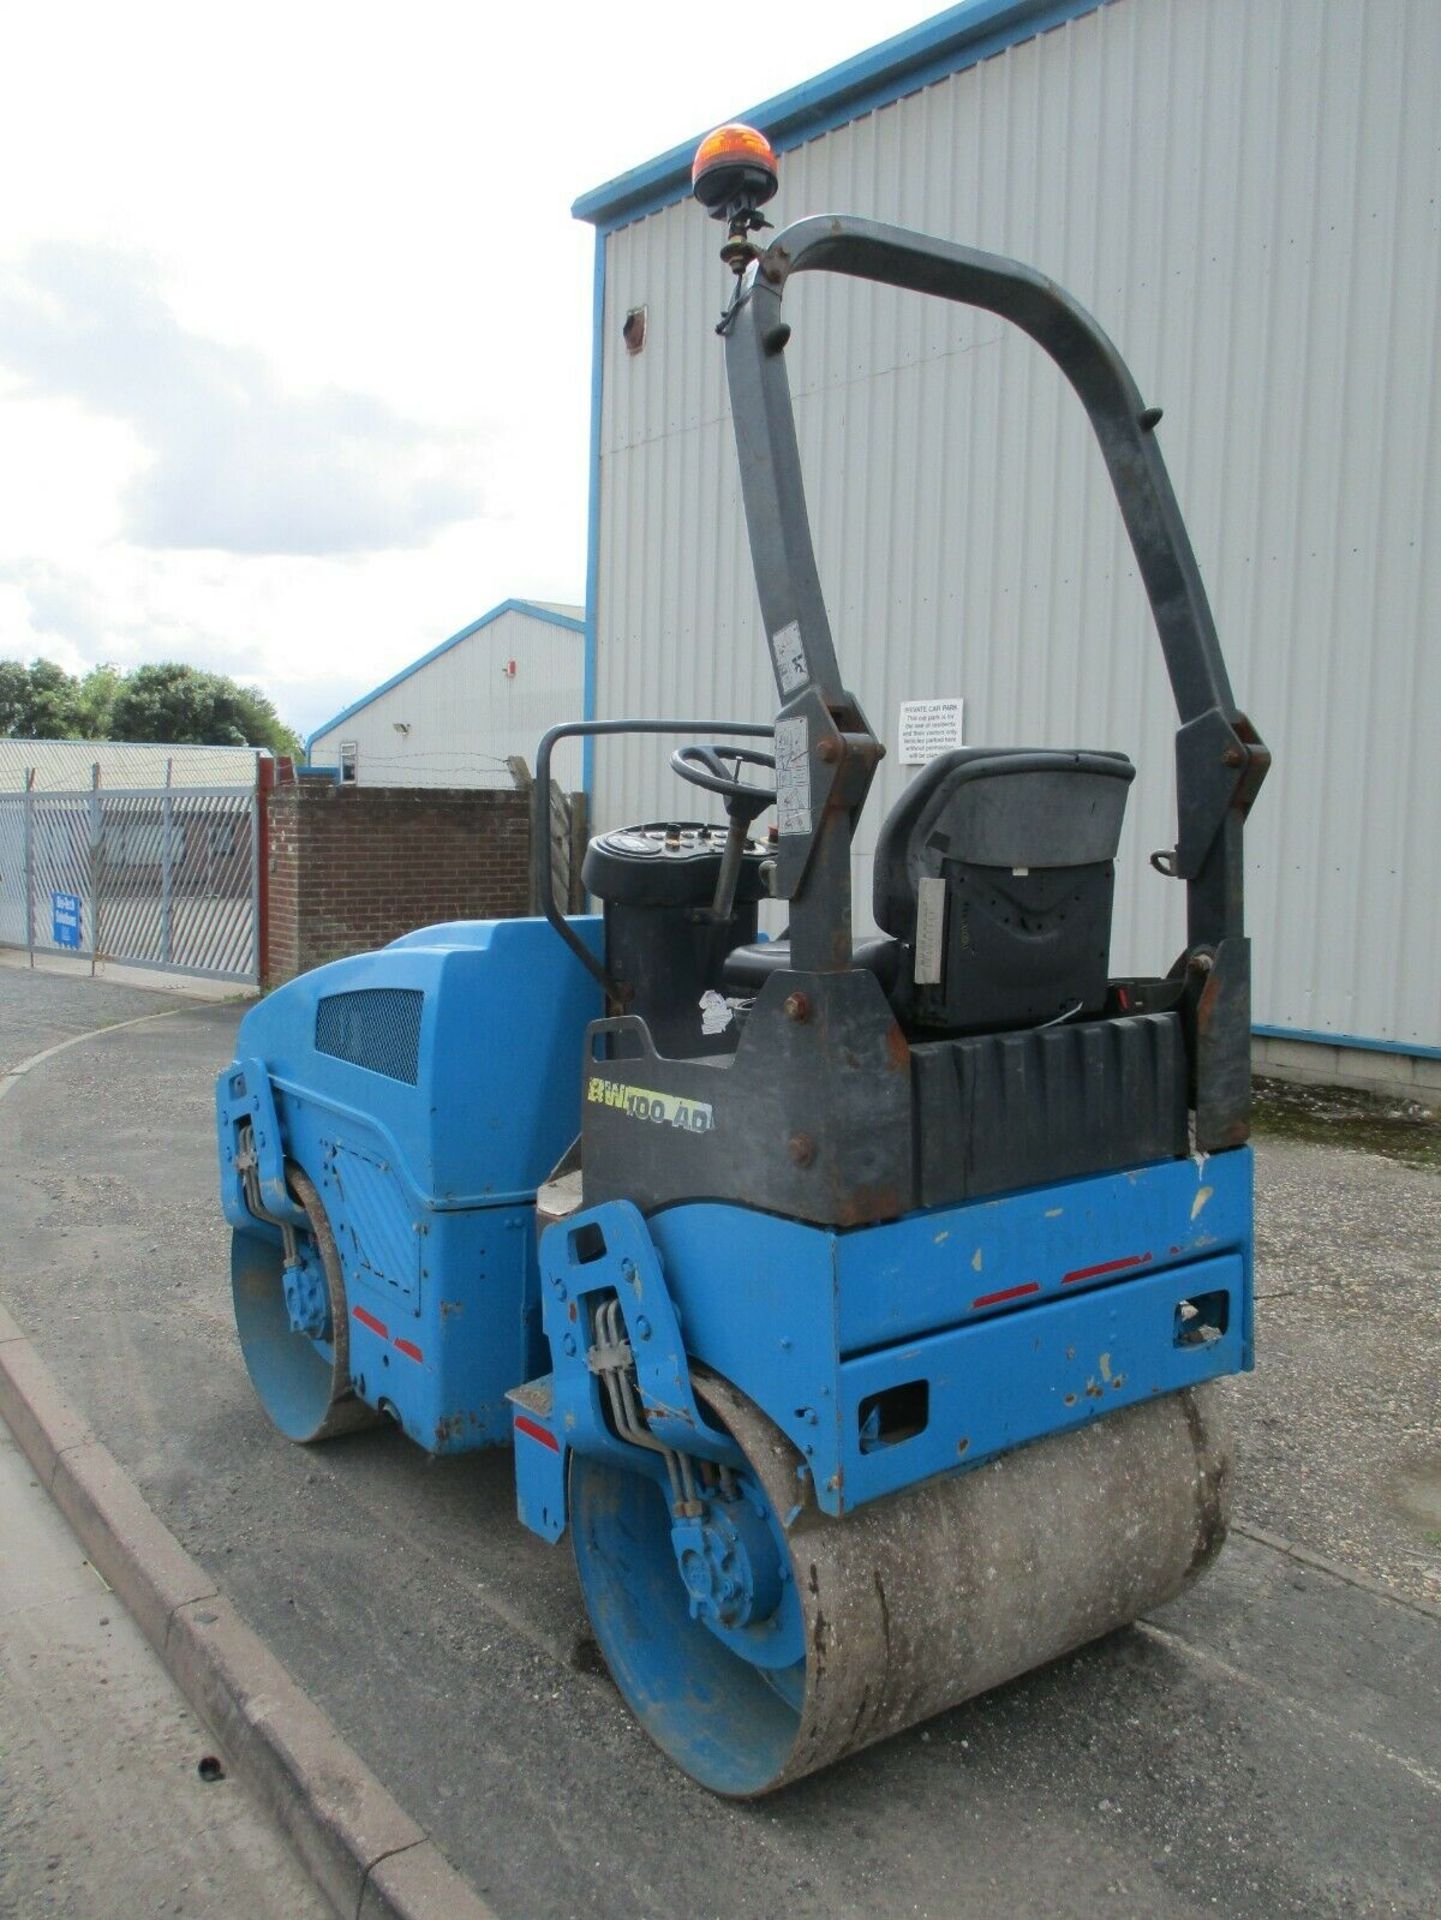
[591,0,1441,1053]
[309,606,586,792]
[0,740,261,792]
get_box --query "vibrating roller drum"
[230,1165,381,1445]
[571,1374,1230,1796]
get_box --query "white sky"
[0,0,931,740]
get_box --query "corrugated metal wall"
[592,0,1440,1052]
[311,607,585,790]
[0,741,260,790]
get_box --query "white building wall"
[592,0,1441,1054]
[310,605,585,792]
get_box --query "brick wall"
[263,781,530,986]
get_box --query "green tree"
[0,658,82,738]
[0,660,30,735]
[108,662,300,755]
[72,663,123,739]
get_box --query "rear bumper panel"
[836,1252,1245,1506]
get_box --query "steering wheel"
[670,744,776,823]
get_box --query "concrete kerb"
[0,1305,93,1485]
[0,1008,495,1920]
[0,1320,496,1920]
[1233,1520,1441,1624]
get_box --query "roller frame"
[514,1148,1251,1539]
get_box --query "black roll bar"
[728,217,1239,721]
[720,214,1268,1143]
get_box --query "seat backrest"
[873,748,1135,1032]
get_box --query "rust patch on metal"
[433,1408,484,1447]
[831,1183,905,1229]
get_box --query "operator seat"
[723,748,1134,1036]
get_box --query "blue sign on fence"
[51,891,82,949]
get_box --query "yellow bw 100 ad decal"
[586,1078,716,1133]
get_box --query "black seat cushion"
[726,750,1133,1033]
[722,933,900,997]
[873,748,1134,937]
[873,747,1135,1033]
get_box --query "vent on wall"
[315,988,424,1084]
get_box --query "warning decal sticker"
[769,621,808,694]
[774,715,811,837]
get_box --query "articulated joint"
[510,1199,743,1547]
[216,1057,306,1231]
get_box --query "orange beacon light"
[692,123,779,216]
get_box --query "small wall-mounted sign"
[898,698,965,766]
[51,890,82,949]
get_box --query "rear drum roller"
[231,1165,379,1443]
[571,1373,1230,1796]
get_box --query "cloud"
[0,244,479,555]
[0,558,108,654]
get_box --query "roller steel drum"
[572,1373,1229,1796]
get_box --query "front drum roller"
[231,1164,380,1444]
[571,1373,1230,1797]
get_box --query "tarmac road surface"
[0,970,1436,1920]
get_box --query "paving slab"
[0,963,1436,1920]
[0,1420,330,1920]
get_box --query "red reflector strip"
[514,1413,560,1453]
[352,1305,389,1338]
[394,1338,423,1363]
[972,1281,1040,1310]
[1062,1253,1152,1286]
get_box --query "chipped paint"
[934,1229,950,1245]
[1190,1185,1214,1221]
[971,1247,983,1271]
[1099,1352,1112,1382]
[1044,1207,1064,1219]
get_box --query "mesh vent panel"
[315,988,423,1084]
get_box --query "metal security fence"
[0,775,259,982]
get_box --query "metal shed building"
[307,599,585,790]
[575,0,1440,1096]
[0,739,263,791]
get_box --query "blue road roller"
[217,125,1268,1796]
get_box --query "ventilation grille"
[315,988,423,1085]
